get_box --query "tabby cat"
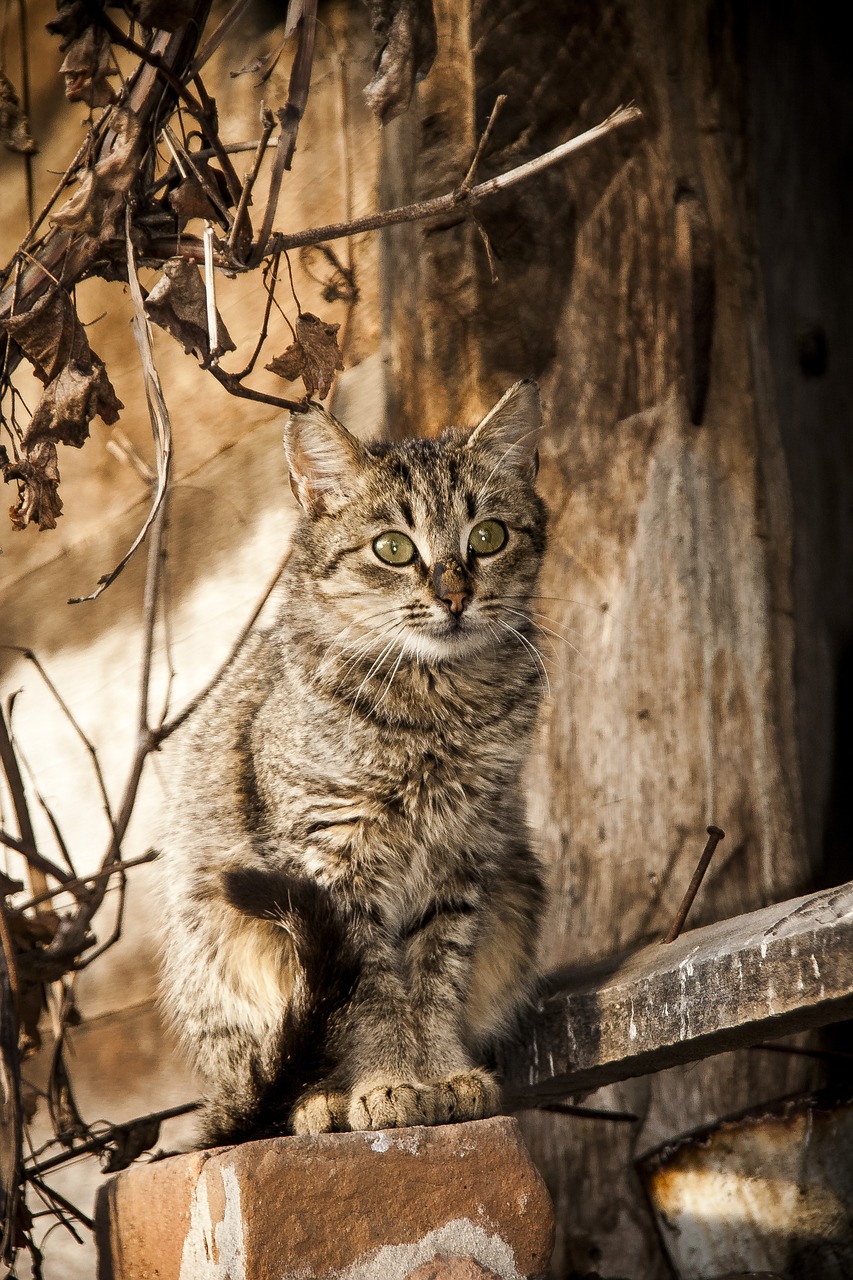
[159,379,549,1145]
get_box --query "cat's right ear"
[284,403,367,516]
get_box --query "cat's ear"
[284,403,367,516]
[465,379,542,481]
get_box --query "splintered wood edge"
[504,881,853,1104]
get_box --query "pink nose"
[441,590,469,616]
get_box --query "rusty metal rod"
[662,825,725,943]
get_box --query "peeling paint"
[334,1217,524,1280]
[179,1163,246,1280]
[367,1129,422,1156]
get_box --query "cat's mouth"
[404,607,491,662]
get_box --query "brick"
[405,1258,502,1279]
[95,1116,554,1280]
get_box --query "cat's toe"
[348,1081,437,1130]
[434,1068,501,1123]
[290,1088,349,1135]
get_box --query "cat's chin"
[401,624,492,666]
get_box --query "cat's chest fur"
[248,636,531,918]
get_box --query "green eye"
[468,519,507,557]
[373,531,417,566]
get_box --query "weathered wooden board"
[505,881,853,1106]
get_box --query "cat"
[159,379,549,1146]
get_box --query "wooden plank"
[504,881,853,1105]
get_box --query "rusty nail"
[662,825,725,943]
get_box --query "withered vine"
[0,0,639,1271]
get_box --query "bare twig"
[69,214,173,604]
[5,696,76,881]
[248,0,319,266]
[202,223,220,361]
[227,105,276,260]
[0,702,37,867]
[276,104,642,251]
[15,0,35,229]
[189,0,256,75]
[14,850,158,914]
[0,648,116,840]
[460,93,507,192]
[533,1102,639,1123]
[27,1177,93,1234]
[662,825,726,943]
[0,897,19,1005]
[26,1101,200,1178]
[0,705,72,889]
[159,549,292,742]
[163,123,234,228]
[277,0,318,170]
[207,365,302,410]
[142,104,643,268]
[231,249,281,379]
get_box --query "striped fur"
[159,381,549,1143]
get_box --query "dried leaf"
[60,26,117,107]
[27,360,123,449]
[364,0,437,125]
[2,286,101,384]
[144,256,236,362]
[46,1,91,52]
[168,160,232,223]
[101,1116,162,1173]
[266,312,343,399]
[51,106,141,239]
[0,69,37,155]
[3,441,63,531]
[0,286,122,447]
[121,0,196,31]
[266,342,305,383]
[0,287,123,529]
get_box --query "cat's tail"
[217,865,359,1138]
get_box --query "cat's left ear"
[465,379,542,481]
[284,403,367,516]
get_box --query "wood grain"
[505,881,853,1104]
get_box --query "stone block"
[95,1116,554,1280]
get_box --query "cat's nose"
[441,590,470,616]
[432,561,471,615]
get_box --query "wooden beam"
[504,881,853,1105]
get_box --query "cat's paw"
[348,1080,441,1130]
[290,1088,350,1135]
[432,1067,501,1123]
[347,1068,501,1130]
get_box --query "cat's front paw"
[290,1087,350,1135]
[433,1067,501,1123]
[348,1080,441,1130]
[348,1067,501,1130]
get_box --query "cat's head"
[283,381,547,666]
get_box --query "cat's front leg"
[344,900,500,1130]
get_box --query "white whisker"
[346,625,407,743]
[493,618,551,696]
